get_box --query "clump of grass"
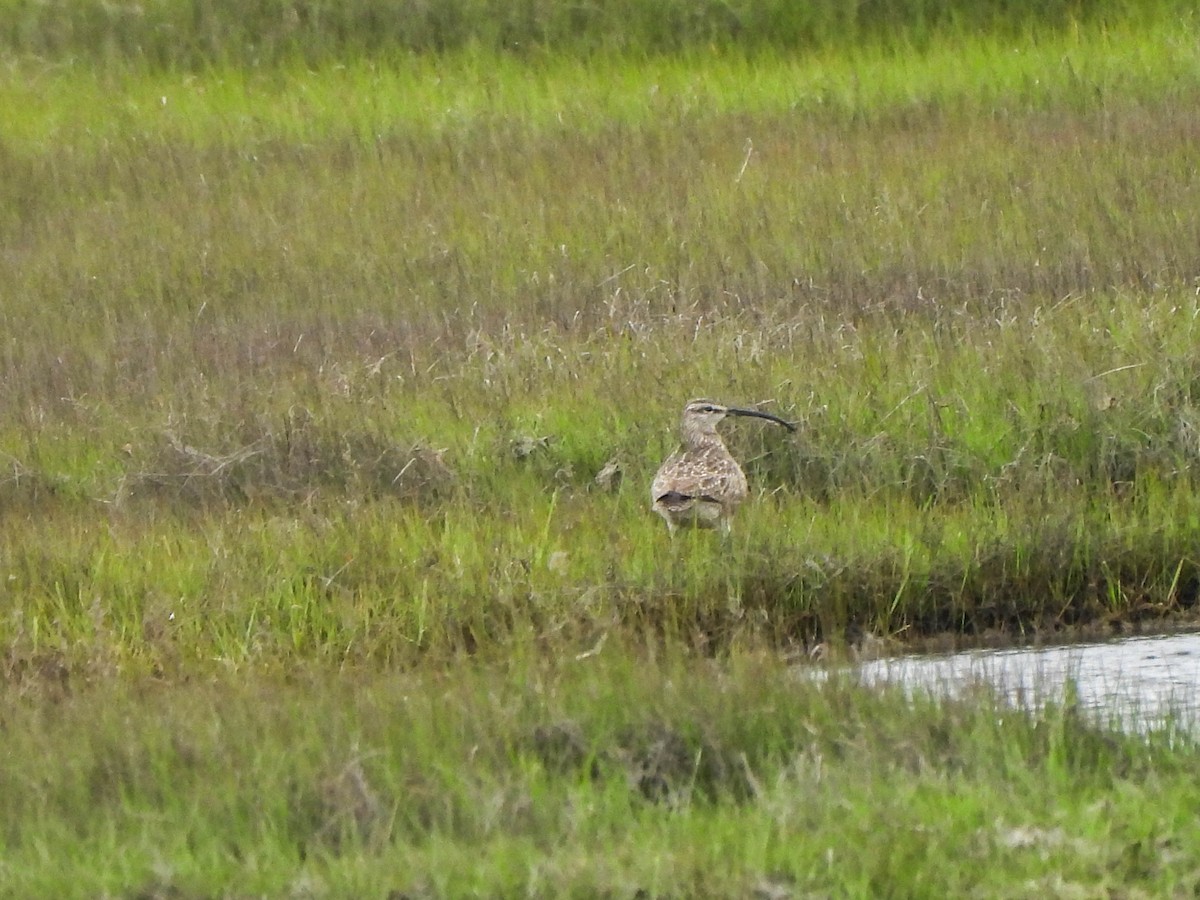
[121,415,455,508]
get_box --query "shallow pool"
[856,631,1200,732]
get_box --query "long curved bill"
[725,407,797,432]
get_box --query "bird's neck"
[682,430,727,452]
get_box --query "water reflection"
[857,632,1200,732]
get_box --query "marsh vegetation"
[4,1,1200,894]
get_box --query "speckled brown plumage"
[650,399,795,535]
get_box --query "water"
[856,632,1200,732]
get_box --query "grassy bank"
[8,286,1200,674]
[3,652,1199,896]
[6,19,1200,671]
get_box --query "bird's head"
[680,399,796,437]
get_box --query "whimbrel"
[650,399,795,535]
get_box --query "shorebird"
[650,399,795,535]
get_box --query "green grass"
[5,18,1200,147]
[3,652,1200,897]
[6,7,1200,895]
[6,20,1200,665]
[0,0,1186,67]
